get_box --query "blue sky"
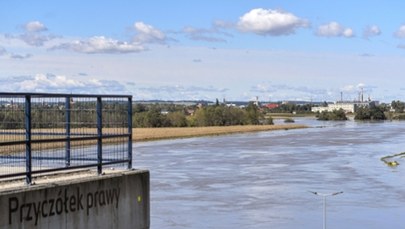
[1,1,405,102]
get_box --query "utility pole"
[309,191,343,229]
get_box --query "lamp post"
[309,191,343,229]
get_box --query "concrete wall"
[0,170,150,229]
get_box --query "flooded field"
[134,118,405,228]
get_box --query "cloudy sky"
[1,1,405,102]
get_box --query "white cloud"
[5,21,55,46]
[133,85,228,100]
[51,36,145,54]
[363,25,381,38]
[213,20,234,29]
[9,74,127,94]
[89,78,103,86]
[24,21,47,33]
[395,25,405,38]
[237,8,309,36]
[316,22,355,38]
[343,28,354,37]
[250,82,330,101]
[182,26,229,43]
[20,74,85,91]
[341,83,366,92]
[22,21,52,46]
[134,22,167,44]
[341,84,355,92]
[397,44,405,49]
[339,83,377,101]
[359,53,374,57]
[19,33,55,46]
[0,45,31,59]
[52,22,168,54]
[0,46,6,56]
[10,53,32,59]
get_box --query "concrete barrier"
[0,169,150,229]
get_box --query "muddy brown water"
[134,118,405,229]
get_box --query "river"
[134,118,405,229]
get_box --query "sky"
[1,1,405,102]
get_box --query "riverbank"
[133,124,307,141]
[0,124,307,154]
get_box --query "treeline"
[132,102,272,128]
[315,105,387,121]
[2,102,272,129]
[6,99,405,129]
[266,103,312,114]
[0,102,129,129]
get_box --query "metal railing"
[0,92,133,184]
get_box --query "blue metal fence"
[0,93,133,184]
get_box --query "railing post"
[65,96,71,167]
[127,96,133,169]
[0,93,135,182]
[97,97,103,175]
[25,95,32,184]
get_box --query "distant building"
[186,109,195,116]
[263,103,279,109]
[254,96,260,106]
[225,103,237,107]
[311,101,379,113]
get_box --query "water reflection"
[134,118,405,229]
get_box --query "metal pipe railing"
[0,93,133,184]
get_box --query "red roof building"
[263,103,279,109]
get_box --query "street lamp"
[309,191,343,229]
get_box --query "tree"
[265,116,274,125]
[316,109,347,121]
[166,111,187,127]
[132,112,147,127]
[355,106,386,120]
[133,104,147,113]
[145,106,166,127]
[245,102,260,125]
[391,100,405,113]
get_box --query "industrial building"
[311,101,379,113]
[311,89,380,113]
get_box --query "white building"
[311,101,379,113]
